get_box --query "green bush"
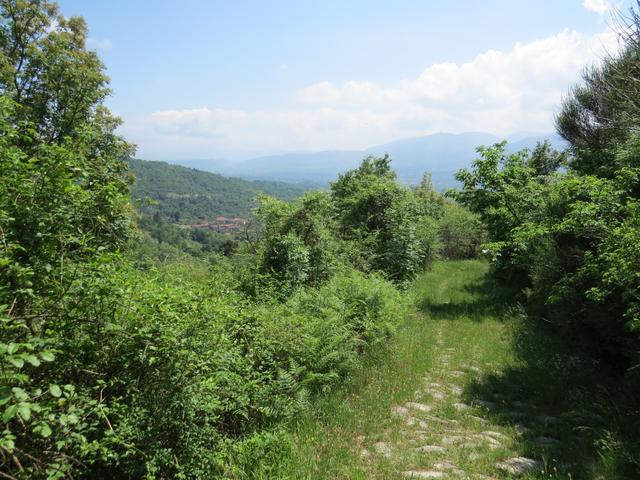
[112,263,403,478]
[374,191,440,282]
[2,248,404,479]
[330,155,441,282]
[255,192,339,293]
[438,202,486,259]
[452,11,640,373]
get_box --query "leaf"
[11,388,28,401]
[8,357,24,369]
[24,354,41,367]
[40,351,55,362]
[2,404,18,423]
[0,437,15,451]
[17,404,31,421]
[49,385,62,398]
[38,423,52,438]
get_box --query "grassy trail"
[278,260,623,479]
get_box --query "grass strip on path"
[275,260,633,480]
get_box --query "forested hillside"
[129,158,315,221]
[128,159,318,261]
[2,1,640,479]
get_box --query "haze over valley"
[166,131,565,187]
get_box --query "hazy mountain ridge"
[169,132,566,189]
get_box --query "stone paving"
[359,324,557,479]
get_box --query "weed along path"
[282,260,607,479]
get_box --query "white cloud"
[124,28,621,159]
[87,37,112,51]
[582,0,613,14]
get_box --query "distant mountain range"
[165,132,566,189]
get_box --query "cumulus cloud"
[125,28,621,159]
[582,0,614,15]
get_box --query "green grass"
[267,260,638,479]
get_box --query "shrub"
[2,252,405,479]
[438,202,486,259]
[330,155,441,282]
[255,192,339,292]
[374,192,440,282]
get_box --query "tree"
[413,173,445,219]
[331,154,401,238]
[0,0,111,144]
[452,142,552,271]
[0,0,135,475]
[453,3,640,377]
[330,155,439,282]
[0,0,134,309]
[556,2,640,177]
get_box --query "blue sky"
[57,0,632,160]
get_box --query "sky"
[56,0,633,161]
